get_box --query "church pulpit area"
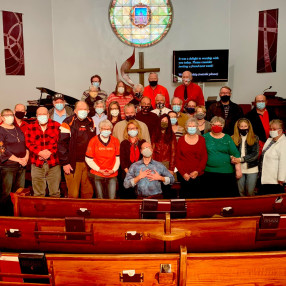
[1,191,286,285]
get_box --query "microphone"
[263,86,272,93]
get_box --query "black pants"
[177,172,204,199]
[259,184,285,195]
[202,171,239,198]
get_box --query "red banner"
[2,11,25,75]
[257,9,278,73]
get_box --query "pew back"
[12,189,286,219]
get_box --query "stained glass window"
[109,0,173,47]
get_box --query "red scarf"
[129,139,139,163]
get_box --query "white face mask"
[141,148,152,158]
[118,87,125,94]
[270,130,280,138]
[110,109,120,117]
[4,115,14,125]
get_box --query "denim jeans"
[0,164,25,215]
[237,173,258,196]
[89,173,117,199]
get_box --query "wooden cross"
[125,52,160,86]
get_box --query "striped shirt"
[106,93,133,120]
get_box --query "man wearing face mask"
[136,96,159,137]
[143,72,170,109]
[58,101,96,198]
[246,94,277,145]
[26,107,61,197]
[113,103,150,143]
[48,93,74,124]
[82,74,108,102]
[171,97,189,128]
[173,70,205,108]
[151,94,171,117]
[13,103,29,134]
[206,86,243,135]
[124,142,174,199]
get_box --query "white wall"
[0,0,285,111]
[51,0,230,102]
[229,0,286,104]
[0,0,55,111]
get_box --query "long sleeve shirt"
[124,159,175,197]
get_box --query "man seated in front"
[124,142,174,199]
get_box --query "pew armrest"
[143,231,191,241]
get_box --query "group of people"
[0,71,285,216]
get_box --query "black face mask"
[221,95,230,103]
[156,102,165,109]
[239,129,249,136]
[125,115,136,121]
[15,111,25,120]
[141,106,151,113]
[134,92,143,100]
[186,107,195,114]
[149,81,158,87]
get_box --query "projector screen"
[173,49,229,83]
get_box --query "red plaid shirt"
[26,119,60,167]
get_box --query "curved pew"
[1,214,286,253]
[1,248,286,285]
[12,188,286,219]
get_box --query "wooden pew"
[2,248,286,285]
[0,252,181,285]
[12,188,286,219]
[186,250,286,285]
[1,214,286,253]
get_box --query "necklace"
[198,120,205,126]
[4,127,20,143]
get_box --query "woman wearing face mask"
[194,105,211,135]
[107,101,122,127]
[85,120,120,199]
[168,111,185,141]
[259,119,286,195]
[0,109,29,215]
[119,120,146,198]
[175,118,208,198]
[92,100,107,135]
[231,118,259,196]
[151,114,176,198]
[106,81,133,120]
[203,116,242,198]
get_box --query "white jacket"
[261,134,286,184]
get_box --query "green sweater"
[203,133,240,173]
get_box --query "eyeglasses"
[220,93,231,96]
[211,124,223,127]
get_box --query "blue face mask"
[55,103,64,111]
[92,82,100,88]
[101,130,111,137]
[96,108,104,115]
[170,118,177,125]
[128,130,138,137]
[77,110,88,120]
[256,102,266,110]
[172,105,181,113]
[187,127,197,135]
[37,115,48,125]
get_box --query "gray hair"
[210,116,225,126]
[94,99,106,109]
[171,97,183,106]
[185,117,198,130]
[133,83,144,93]
[124,103,135,112]
[99,119,113,130]
[155,94,165,102]
[270,119,284,130]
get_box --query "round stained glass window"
[109,0,173,48]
